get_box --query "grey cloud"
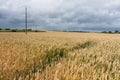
[0,0,120,31]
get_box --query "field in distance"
[0,32,120,80]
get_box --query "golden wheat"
[0,32,120,80]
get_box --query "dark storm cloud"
[0,13,6,19]
[0,0,120,31]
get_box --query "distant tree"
[11,29,17,32]
[102,31,107,33]
[114,30,119,33]
[4,28,11,30]
[0,28,2,30]
[35,30,38,32]
[108,31,112,34]
[27,29,32,31]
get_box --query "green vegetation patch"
[72,41,96,50]
[13,47,68,79]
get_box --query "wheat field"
[0,32,120,80]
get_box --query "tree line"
[0,28,45,32]
[102,30,120,34]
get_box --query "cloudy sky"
[0,0,120,31]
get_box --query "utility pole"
[25,8,27,34]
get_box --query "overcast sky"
[0,0,120,31]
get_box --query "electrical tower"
[25,8,27,34]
